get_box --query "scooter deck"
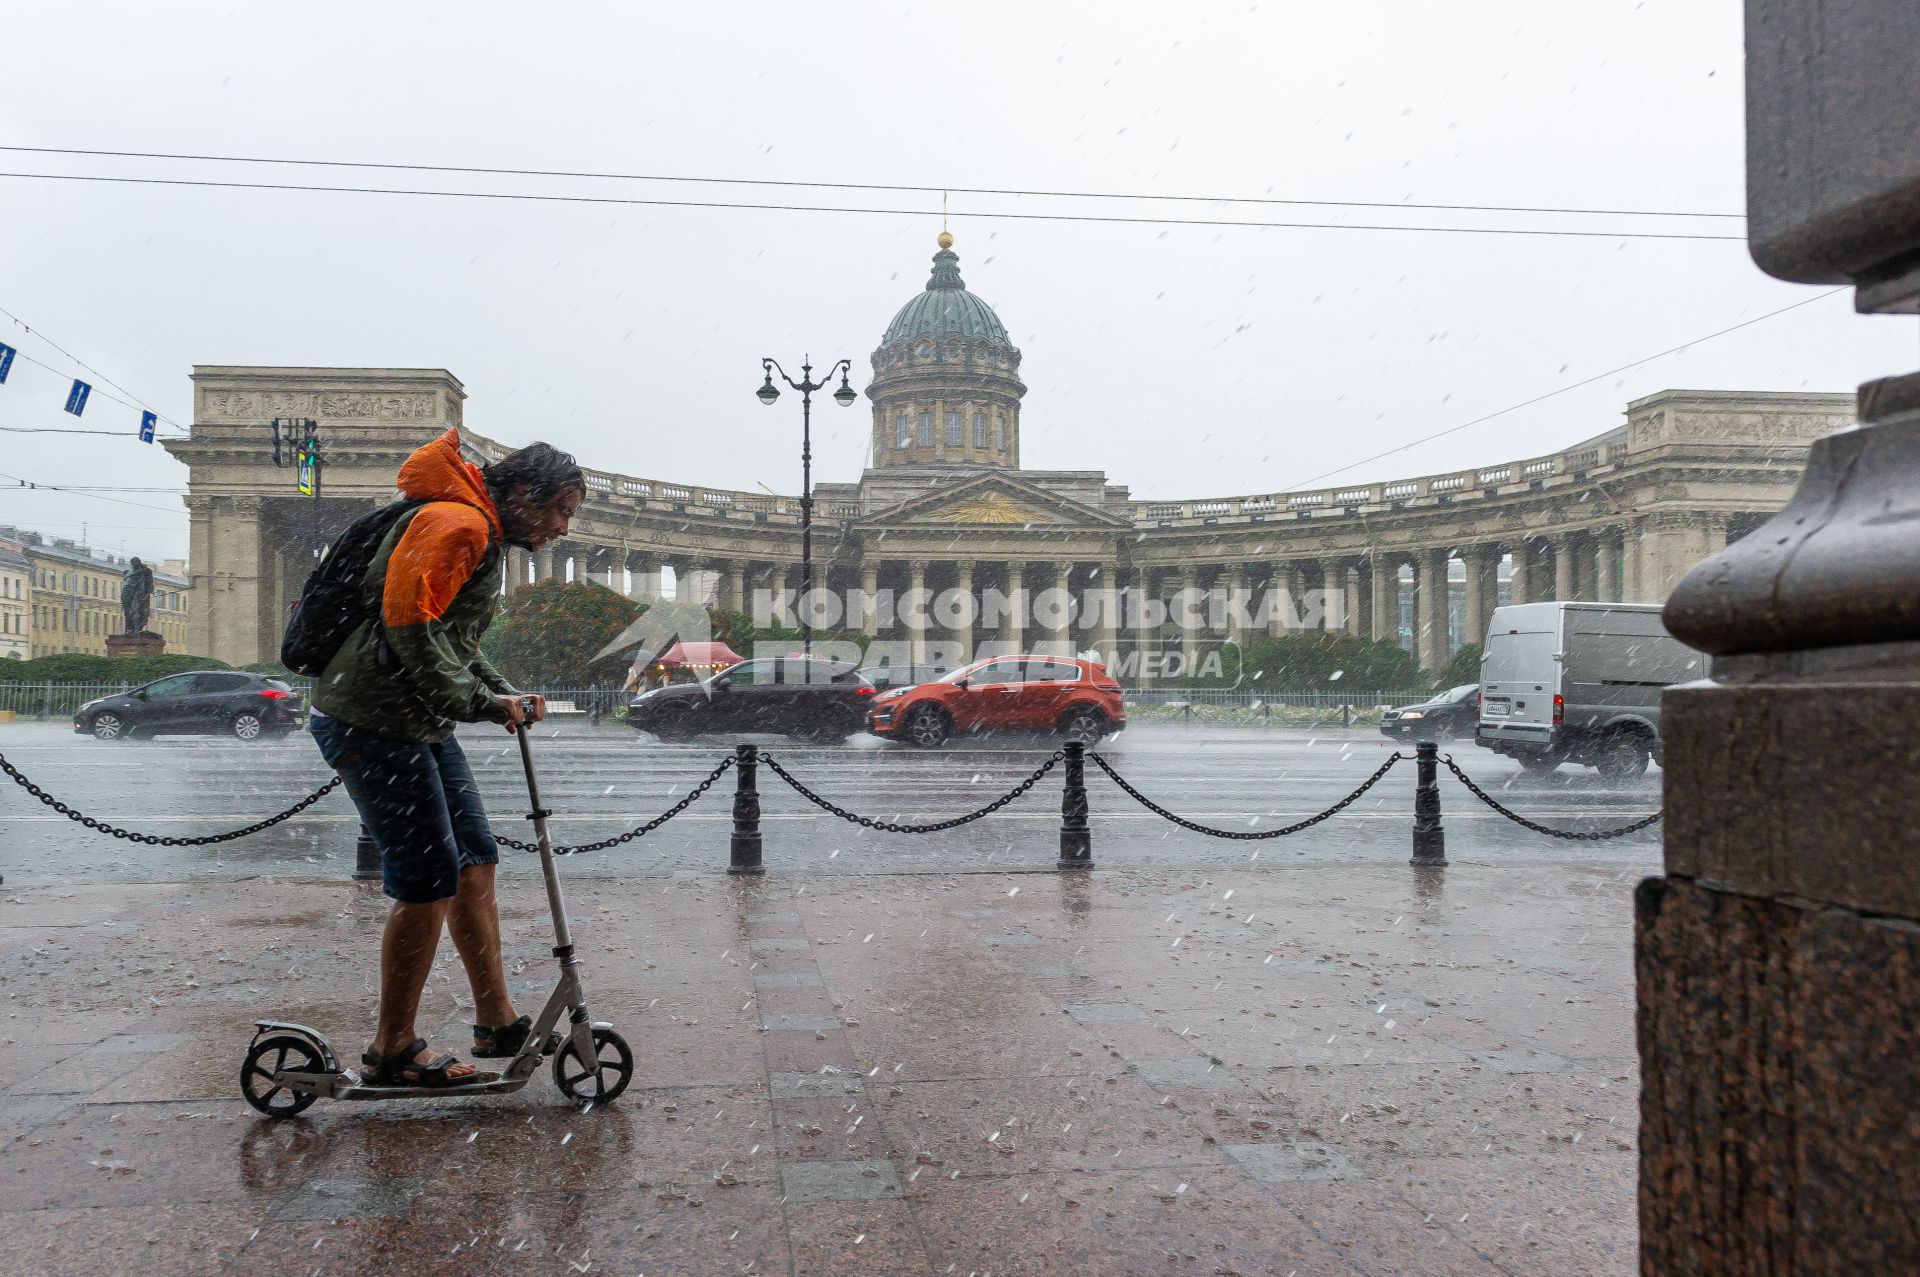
[276,1069,530,1101]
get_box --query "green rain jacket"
[310,428,518,743]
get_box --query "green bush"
[0,652,231,686]
[1190,632,1426,691]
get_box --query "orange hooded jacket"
[309,429,518,741]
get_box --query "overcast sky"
[1,1,1912,564]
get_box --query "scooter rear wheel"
[553,1027,633,1104]
[242,1035,324,1117]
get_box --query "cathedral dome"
[879,236,1014,348]
[866,232,1027,471]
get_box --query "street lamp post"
[757,356,857,660]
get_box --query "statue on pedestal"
[120,557,155,635]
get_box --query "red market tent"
[649,640,743,673]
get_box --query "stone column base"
[1637,874,1920,1269]
[105,631,166,659]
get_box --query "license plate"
[1481,696,1511,718]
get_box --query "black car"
[627,657,875,743]
[1379,683,1480,742]
[75,671,306,742]
[856,663,952,692]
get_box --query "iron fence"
[0,682,1433,724]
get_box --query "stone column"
[1053,561,1075,653]
[1507,545,1529,605]
[952,560,975,665]
[1620,523,1643,602]
[1415,550,1449,672]
[212,496,265,666]
[1370,555,1397,647]
[1552,539,1575,601]
[1178,565,1201,678]
[1635,513,1718,605]
[1461,547,1485,650]
[1645,376,1920,1273]
[1094,560,1120,663]
[1129,565,1151,667]
[185,496,215,657]
[1225,564,1248,647]
[1312,559,1340,632]
[505,546,530,594]
[906,560,928,665]
[570,545,590,586]
[1595,530,1618,602]
[1005,563,1026,654]
[1475,550,1500,636]
[1267,561,1289,637]
[859,561,880,639]
[534,547,555,582]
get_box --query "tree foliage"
[1436,642,1483,690]
[490,581,641,687]
[1187,632,1427,692]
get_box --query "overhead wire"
[1288,287,1852,489]
[0,170,1748,242]
[0,305,188,434]
[0,143,1745,220]
[0,470,185,514]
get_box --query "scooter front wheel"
[242,1035,324,1117]
[552,1027,633,1104]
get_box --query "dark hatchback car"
[75,671,305,742]
[626,656,875,743]
[1379,683,1480,743]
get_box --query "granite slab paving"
[0,860,1643,1275]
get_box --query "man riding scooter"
[308,429,584,1088]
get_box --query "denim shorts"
[310,714,499,904]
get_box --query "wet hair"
[483,442,586,510]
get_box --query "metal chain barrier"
[1087,750,1409,839]
[759,749,1064,833]
[493,755,735,856]
[0,750,343,847]
[1441,754,1663,840]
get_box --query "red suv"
[867,655,1126,747]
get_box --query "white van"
[1474,602,1702,777]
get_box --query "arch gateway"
[165,238,1852,677]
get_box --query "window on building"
[896,413,911,448]
[973,412,987,447]
[918,411,933,446]
[945,411,962,446]
[994,416,1005,450]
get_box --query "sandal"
[472,1014,558,1059]
[361,1038,481,1088]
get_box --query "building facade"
[0,528,192,658]
[0,537,29,661]
[163,236,1854,674]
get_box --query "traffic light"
[295,420,321,497]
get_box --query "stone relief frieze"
[198,391,444,423]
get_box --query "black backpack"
[280,499,428,676]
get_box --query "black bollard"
[729,743,764,875]
[1057,740,1093,870]
[1410,740,1447,866]
[353,823,381,880]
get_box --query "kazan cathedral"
[169,235,1849,674]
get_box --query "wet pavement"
[0,720,1650,1274]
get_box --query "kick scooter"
[240,699,633,1117]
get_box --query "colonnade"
[501,513,1730,673]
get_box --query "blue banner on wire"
[65,379,92,416]
[139,410,157,443]
[0,343,14,384]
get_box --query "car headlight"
[875,688,907,701]
[1400,710,1425,720]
